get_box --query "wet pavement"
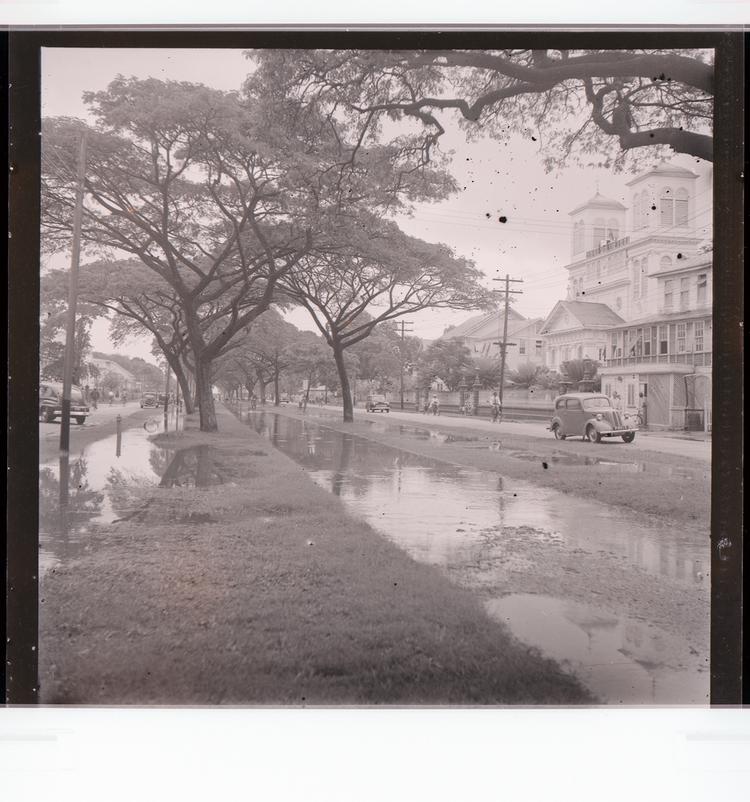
[246,410,709,705]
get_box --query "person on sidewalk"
[89,387,99,409]
[430,395,440,416]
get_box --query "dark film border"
[6,28,744,705]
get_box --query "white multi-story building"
[541,161,713,430]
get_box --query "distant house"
[441,308,545,371]
[89,357,139,393]
[540,300,626,369]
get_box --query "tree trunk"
[195,358,218,432]
[333,344,353,423]
[165,353,195,414]
[258,375,267,405]
[273,368,281,407]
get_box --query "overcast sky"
[41,47,712,364]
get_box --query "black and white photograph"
[7,34,743,713]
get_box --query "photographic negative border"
[6,27,744,705]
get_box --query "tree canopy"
[250,49,714,170]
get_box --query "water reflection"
[159,445,225,489]
[246,411,709,704]
[248,412,706,587]
[485,595,708,704]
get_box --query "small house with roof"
[540,300,625,370]
[441,308,545,371]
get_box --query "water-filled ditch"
[247,411,709,704]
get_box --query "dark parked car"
[140,392,159,408]
[550,392,637,443]
[39,381,90,424]
[366,394,390,413]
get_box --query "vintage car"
[140,391,159,408]
[366,394,391,413]
[549,392,637,443]
[39,381,90,425]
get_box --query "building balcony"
[585,235,630,259]
[604,352,712,368]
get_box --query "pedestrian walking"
[430,395,440,416]
[90,387,99,409]
[489,392,502,423]
[108,390,115,406]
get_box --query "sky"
[41,47,713,364]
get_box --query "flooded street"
[247,410,709,704]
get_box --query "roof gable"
[541,300,625,334]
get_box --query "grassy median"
[39,407,592,705]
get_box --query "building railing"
[604,352,712,368]
[585,236,630,259]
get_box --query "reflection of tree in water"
[331,433,355,496]
[149,446,172,477]
[159,445,224,488]
[104,466,151,518]
[39,458,104,536]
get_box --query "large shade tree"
[282,218,493,421]
[42,75,449,431]
[251,49,714,169]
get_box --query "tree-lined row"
[42,71,492,429]
[41,49,711,430]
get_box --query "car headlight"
[596,413,603,421]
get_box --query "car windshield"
[582,397,612,410]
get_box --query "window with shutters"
[694,320,704,352]
[697,273,707,305]
[677,322,687,353]
[664,279,674,310]
[658,325,668,355]
[660,187,674,226]
[675,188,689,226]
[679,277,689,309]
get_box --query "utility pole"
[492,274,524,406]
[59,130,88,465]
[396,320,414,410]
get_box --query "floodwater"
[247,411,709,704]
[361,419,707,480]
[38,412,229,573]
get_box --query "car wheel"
[75,417,86,425]
[586,425,601,444]
[44,409,55,423]
[386,409,390,413]
[621,432,636,443]
[552,423,566,440]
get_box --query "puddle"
[486,595,708,704]
[346,416,706,480]
[38,412,200,572]
[159,444,226,488]
[246,411,709,704]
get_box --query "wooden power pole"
[492,274,524,405]
[397,320,414,409]
[59,130,88,463]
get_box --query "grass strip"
[39,407,593,705]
